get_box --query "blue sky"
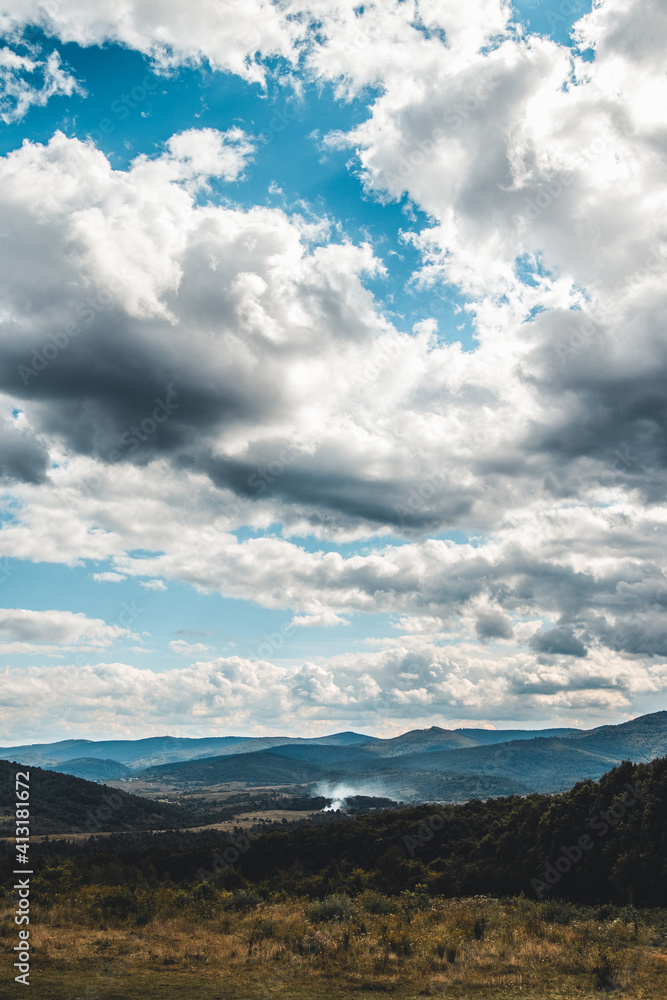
[1,21,480,682]
[0,0,664,741]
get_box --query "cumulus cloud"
[529,626,588,658]
[0,45,82,123]
[0,640,664,742]
[475,610,514,643]
[0,409,49,484]
[0,0,298,84]
[320,0,667,507]
[290,611,350,628]
[0,608,134,654]
[0,0,666,730]
[168,639,213,655]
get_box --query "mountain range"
[0,730,376,772]
[3,712,666,803]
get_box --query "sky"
[0,0,666,743]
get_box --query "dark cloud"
[474,610,514,641]
[529,627,588,658]
[0,417,49,484]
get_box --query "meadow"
[2,757,666,997]
[2,893,666,999]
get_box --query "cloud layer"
[2,637,665,743]
[0,608,133,655]
[0,0,666,733]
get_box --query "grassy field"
[2,896,666,998]
[0,810,322,844]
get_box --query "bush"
[309,894,355,922]
[358,890,394,915]
[541,900,574,925]
[227,890,260,910]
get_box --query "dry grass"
[2,895,666,998]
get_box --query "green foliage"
[1,755,666,912]
[0,759,190,834]
[308,894,355,922]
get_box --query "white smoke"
[314,780,397,812]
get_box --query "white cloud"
[168,639,213,655]
[290,611,350,628]
[0,0,299,84]
[0,1,666,728]
[0,608,134,653]
[93,571,126,583]
[0,641,663,742]
[140,579,167,591]
[0,45,83,123]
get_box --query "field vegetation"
[1,893,666,998]
[2,757,666,996]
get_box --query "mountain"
[562,711,667,760]
[4,713,667,802]
[50,757,133,781]
[455,727,581,744]
[0,759,190,835]
[141,749,329,787]
[360,726,477,756]
[247,744,375,766]
[372,738,621,793]
[350,712,667,798]
[0,731,376,772]
[312,731,379,745]
[133,711,667,803]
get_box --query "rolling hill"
[141,749,329,787]
[0,759,191,835]
[359,726,478,756]
[134,711,667,803]
[3,713,666,806]
[50,758,134,781]
[454,726,580,743]
[0,731,378,772]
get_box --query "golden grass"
[2,895,666,998]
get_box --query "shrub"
[309,894,355,922]
[227,890,260,910]
[358,890,394,915]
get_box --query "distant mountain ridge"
[361,726,477,755]
[0,731,378,773]
[455,727,580,744]
[0,722,588,774]
[2,713,666,802]
[132,711,667,803]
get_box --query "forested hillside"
[0,759,191,835]
[5,756,665,908]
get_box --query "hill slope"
[0,759,190,835]
[136,712,667,802]
[0,731,376,772]
[359,726,477,756]
[50,758,134,781]
[454,727,581,743]
[13,756,667,909]
[141,749,328,787]
[564,710,667,759]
